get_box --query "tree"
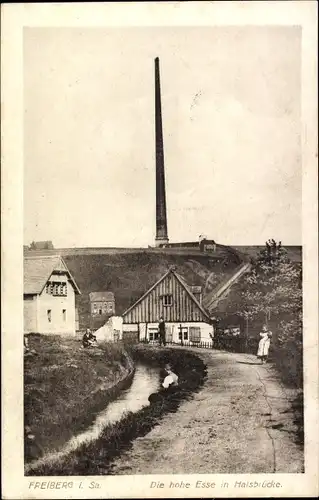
[227,240,302,385]
[242,241,302,327]
[226,242,300,324]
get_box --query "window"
[189,326,201,343]
[99,309,102,315]
[47,310,52,323]
[62,309,66,321]
[46,281,67,296]
[162,294,173,306]
[166,325,173,343]
[178,326,188,340]
[148,328,159,341]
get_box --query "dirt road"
[109,348,304,474]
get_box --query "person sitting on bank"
[162,364,178,389]
[148,364,179,404]
[158,317,166,347]
[24,335,37,356]
[82,328,97,348]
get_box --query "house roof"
[89,291,115,302]
[24,255,81,295]
[122,267,211,321]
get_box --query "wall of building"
[95,316,123,342]
[124,321,214,344]
[91,300,115,316]
[24,295,37,333]
[123,272,209,324]
[36,274,76,335]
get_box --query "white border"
[1,2,318,498]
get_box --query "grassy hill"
[63,250,241,330]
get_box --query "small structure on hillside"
[29,241,55,251]
[24,255,81,335]
[122,267,214,344]
[199,238,217,253]
[89,291,115,329]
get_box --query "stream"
[25,363,161,473]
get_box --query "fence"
[139,335,261,354]
[79,328,260,356]
[139,339,214,349]
[168,340,215,349]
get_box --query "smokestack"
[155,57,169,247]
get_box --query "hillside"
[233,245,302,263]
[24,244,301,330]
[63,250,241,330]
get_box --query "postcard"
[1,1,318,498]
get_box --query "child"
[162,364,179,388]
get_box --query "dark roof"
[89,291,115,302]
[24,255,81,295]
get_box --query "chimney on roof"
[154,57,169,247]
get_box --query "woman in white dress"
[257,325,272,364]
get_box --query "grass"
[27,345,207,476]
[24,334,133,460]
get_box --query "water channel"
[25,363,161,473]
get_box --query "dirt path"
[109,348,303,474]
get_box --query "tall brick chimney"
[154,57,169,247]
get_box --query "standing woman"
[158,317,166,347]
[257,325,272,364]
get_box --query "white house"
[24,255,81,335]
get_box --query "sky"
[24,26,301,248]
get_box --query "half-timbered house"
[122,267,214,344]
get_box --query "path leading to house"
[109,348,303,474]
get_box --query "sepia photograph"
[23,24,304,477]
[1,2,318,499]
